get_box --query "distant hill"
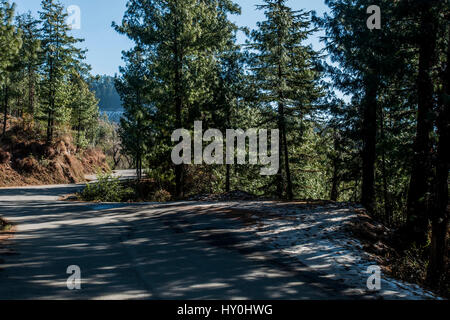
[89,75,123,112]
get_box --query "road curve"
[0,183,360,300]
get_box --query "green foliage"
[248,0,323,200]
[38,0,90,143]
[0,0,103,152]
[79,172,134,202]
[68,71,99,150]
[0,216,12,231]
[115,47,152,180]
[390,245,430,288]
[0,0,22,84]
[12,13,41,121]
[145,167,175,191]
[153,189,172,202]
[89,75,122,112]
[114,0,241,195]
[0,1,22,137]
[0,0,447,293]
[93,115,128,170]
[319,0,449,289]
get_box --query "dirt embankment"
[0,125,109,187]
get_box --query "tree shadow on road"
[0,199,366,300]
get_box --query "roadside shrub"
[389,245,449,298]
[153,189,172,202]
[390,245,428,285]
[0,217,11,231]
[436,265,450,298]
[79,172,134,202]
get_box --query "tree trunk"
[139,152,142,182]
[225,164,231,193]
[361,75,378,214]
[380,106,392,225]
[330,167,339,202]
[46,56,55,145]
[276,124,284,198]
[173,12,184,199]
[28,65,35,130]
[46,107,54,145]
[17,95,22,119]
[277,67,293,200]
[426,111,449,286]
[281,118,293,201]
[275,109,294,201]
[426,26,450,286]
[405,4,438,245]
[174,80,183,198]
[136,153,140,182]
[330,134,340,202]
[76,109,81,153]
[225,99,231,193]
[275,3,293,201]
[1,85,8,138]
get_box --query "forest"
[0,0,100,149]
[0,0,448,295]
[89,75,122,113]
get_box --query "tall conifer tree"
[0,0,22,137]
[249,0,322,200]
[39,0,86,143]
[114,0,240,197]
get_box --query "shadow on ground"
[0,186,367,300]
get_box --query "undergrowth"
[79,172,135,202]
[78,172,173,203]
[390,244,449,298]
[0,217,12,232]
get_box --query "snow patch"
[221,201,440,300]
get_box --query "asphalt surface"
[0,176,360,300]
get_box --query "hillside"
[0,120,109,188]
[89,75,123,112]
[90,75,124,123]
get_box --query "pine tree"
[402,0,442,246]
[0,0,22,137]
[321,0,448,289]
[0,0,21,81]
[249,0,322,200]
[209,46,247,192]
[325,96,361,202]
[114,0,240,197]
[39,0,86,143]
[427,2,450,286]
[320,0,410,215]
[68,71,99,151]
[15,12,41,126]
[116,48,152,181]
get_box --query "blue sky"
[12,0,329,76]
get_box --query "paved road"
[85,169,142,182]
[0,183,360,300]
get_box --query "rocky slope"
[0,123,108,187]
